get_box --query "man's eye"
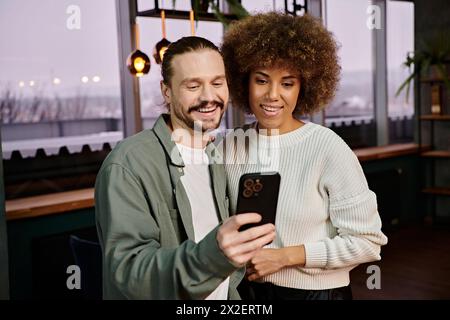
[187,85,199,90]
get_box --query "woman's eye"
[256,79,267,84]
[282,82,294,87]
[213,82,223,87]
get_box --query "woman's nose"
[268,84,280,101]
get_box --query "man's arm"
[95,163,274,299]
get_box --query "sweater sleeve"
[303,134,388,269]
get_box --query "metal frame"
[0,131,10,299]
[372,0,389,146]
[220,1,246,129]
[307,0,325,126]
[137,0,240,21]
[285,0,308,16]
[116,0,143,137]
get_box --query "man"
[95,36,275,300]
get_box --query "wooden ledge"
[4,143,424,221]
[5,188,94,221]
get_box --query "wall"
[415,0,450,220]
[7,208,95,299]
[363,154,421,226]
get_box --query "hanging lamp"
[190,9,195,36]
[126,22,150,77]
[153,10,171,64]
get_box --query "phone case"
[236,172,281,230]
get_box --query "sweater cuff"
[197,225,237,277]
[304,241,328,268]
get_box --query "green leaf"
[395,72,415,103]
[396,29,450,103]
[210,1,231,26]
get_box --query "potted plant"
[190,0,210,13]
[173,0,249,25]
[207,0,249,25]
[396,30,450,102]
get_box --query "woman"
[220,12,388,300]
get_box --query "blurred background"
[0,0,449,300]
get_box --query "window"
[241,0,285,13]
[136,1,227,130]
[137,17,225,130]
[0,0,123,154]
[325,0,374,120]
[324,0,375,148]
[0,0,123,198]
[387,0,414,143]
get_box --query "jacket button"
[178,168,183,173]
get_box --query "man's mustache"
[188,100,224,113]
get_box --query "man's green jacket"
[95,114,245,299]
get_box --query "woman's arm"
[246,246,306,281]
[303,134,388,270]
[247,132,388,280]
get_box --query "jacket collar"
[152,114,184,167]
[152,114,227,239]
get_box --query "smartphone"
[236,172,281,231]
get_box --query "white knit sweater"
[221,122,388,290]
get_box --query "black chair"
[69,235,103,300]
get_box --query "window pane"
[0,0,123,148]
[387,1,414,143]
[241,0,286,13]
[0,0,122,199]
[325,0,374,118]
[325,0,375,148]
[137,16,226,130]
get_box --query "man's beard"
[173,100,225,132]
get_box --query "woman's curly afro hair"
[221,12,341,116]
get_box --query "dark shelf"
[420,114,450,121]
[421,150,450,158]
[422,187,450,196]
[420,77,449,83]
[136,8,239,22]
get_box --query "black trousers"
[238,279,353,300]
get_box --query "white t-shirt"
[176,143,230,300]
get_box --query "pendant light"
[154,10,171,64]
[190,9,195,36]
[127,22,150,77]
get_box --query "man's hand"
[217,213,275,268]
